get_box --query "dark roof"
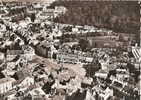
[12,70,30,80]
[112,81,123,89]
[122,86,134,95]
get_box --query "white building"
[85,89,95,100]
[0,52,4,61]
[22,46,35,61]
[132,46,141,62]
[54,6,67,18]
[100,62,109,71]
[116,69,130,82]
[93,86,113,100]
[0,77,15,93]
[98,87,113,100]
[0,24,6,32]
[95,70,108,79]
[18,76,34,88]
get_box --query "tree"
[127,63,135,74]
[119,34,124,41]
[31,13,36,22]
[78,39,90,51]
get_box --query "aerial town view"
[0,0,140,100]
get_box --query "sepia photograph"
[0,0,140,100]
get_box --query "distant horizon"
[1,0,128,2]
[1,0,56,2]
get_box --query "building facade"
[0,77,15,94]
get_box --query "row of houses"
[6,45,35,61]
[34,43,93,64]
[0,75,34,94]
[56,52,93,64]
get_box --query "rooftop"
[0,77,15,84]
[6,50,24,55]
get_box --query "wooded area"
[52,1,140,36]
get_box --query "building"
[18,76,34,87]
[115,69,130,83]
[6,50,24,61]
[85,89,95,100]
[99,61,109,71]
[35,43,50,58]
[0,52,4,61]
[93,86,113,100]
[98,87,113,100]
[22,45,35,61]
[39,8,54,20]
[56,52,93,64]
[12,70,34,88]
[95,70,108,79]
[57,52,79,64]
[29,87,47,100]
[0,77,15,93]
[54,6,67,18]
[132,46,141,62]
[111,79,126,91]
[0,23,6,32]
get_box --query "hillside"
[52,1,140,36]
